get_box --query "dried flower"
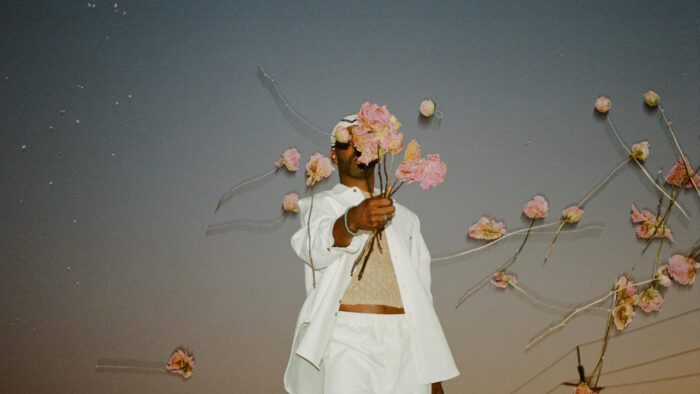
[523,195,549,219]
[614,275,638,300]
[643,90,660,107]
[665,156,700,189]
[655,264,672,288]
[630,204,674,242]
[275,147,301,172]
[594,96,611,114]
[419,154,447,190]
[630,141,650,162]
[166,347,195,379]
[490,271,517,288]
[468,217,506,240]
[282,192,299,213]
[390,114,402,131]
[668,254,698,285]
[575,382,593,394]
[333,126,351,144]
[305,153,334,186]
[562,205,584,223]
[395,158,424,183]
[387,132,403,156]
[613,302,634,330]
[419,99,436,117]
[403,140,421,161]
[638,287,664,313]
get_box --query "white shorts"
[321,311,430,394]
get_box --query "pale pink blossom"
[630,141,650,162]
[356,102,394,135]
[523,195,549,220]
[282,192,299,213]
[354,132,380,166]
[665,156,700,189]
[630,204,674,242]
[613,302,634,331]
[468,217,506,240]
[166,348,195,379]
[305,153,334,186]
[387,132,403,156]
[594,96,611,114]
[333,126,351,144]
[275,147,301,172]
[419,154,447,190]
[562,205,584,223]
[668,254,698,285]
[614,275,638,300]
[643,90,660,107]
[395,158,424,183]
[403,139,421,161]
[419,99,436,117]
[655,264,672,288]
[491,271,517,288]
[638,287,664,313]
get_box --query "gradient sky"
[1,1,699,393]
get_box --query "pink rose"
[562,205,583,223]
[419,154,447,190]
[282,192,299,213]
[668,254,698,285]
[275,147,301,172]
[594,96,611,114]
[637,287,663,313]
[630,141,650,162]
[468,217,506,240]
[643,90,660,107]
[523,195,549,220]
[305,152,335,186]
[419,99,436,117]
[665,156,700,189]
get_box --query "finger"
[371,206,395,216]
[368,198,393,208]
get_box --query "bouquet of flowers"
[336,102,447,279]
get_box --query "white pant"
[322,311,430,394]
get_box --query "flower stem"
[579,157,630,207]
[215,167,278,212]
[588,296,616,387]
[543,221,566,264]
[658,104,700,197]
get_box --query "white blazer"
[284,183,459,394]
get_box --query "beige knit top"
[340,193,404,308]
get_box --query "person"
[284,115,459,394]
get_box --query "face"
[331,141,375,180]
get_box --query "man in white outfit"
[284,115,459,394]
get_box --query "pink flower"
[523,195,549,220]
[166,348,195,379]
[630,204,674,242]
[668,254,698,285]
[665,156,700,189]
[357,102,394,135]
[419,154,447,190]
[638,287,664,313]
[275,147,301,172]
[395,158,424,183]
[419,99,436,117]
[614,275,638,300]
[282,192,299,213]
[613,302,634,331]
[630,141,650,162]
[655,264,672,288]
[594,96,611,114]
[333,126,351,144]
[387,132,403,156]
[491,271,517,288]
[562,205,584,223]
[403,140,421,161]
[353,132,380,166]
[305,153,334,186]
[468,217,506,240]
[643,90,660,107]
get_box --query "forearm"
[332,210,359,247]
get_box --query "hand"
[431,381,444,394]
[347,197,395,232]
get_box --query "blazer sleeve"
[291,194,365,272]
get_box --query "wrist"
[344,207,361,236]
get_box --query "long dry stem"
[588,296,616,387]
[658,104,700,197]
[215,167,277,212]
[580,157,630,207]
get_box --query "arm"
[432,382,444,394]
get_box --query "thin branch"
[215,167,277,212]
[658,104,700,197]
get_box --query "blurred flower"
[357,102,394,135]
[282,192,300,213]
[665,156,700,189]
[575,382,593,394]
[562,205,584,223]
[387,132,403,155]
[614,275,638,300]
[655,264,672,288]
[305,152,334,186]
[403,139,421,161]
[630,141,650,162]
[390,114,402,131]
[490,271,517,288]
[643,90,660,107]
[613,302,634,331]
[166,347,194,379]
[630,204,674,242]
[594,96,611,114]
[333,126,352,144]
[275,147,301,172]
[395,158,424,183]
[354,132,380,165]
[419,99,436,117]
[668,254,698,285]
[419,154,447,190]
[468,217,506,240]
[638,287,663,313]
[523,195,549,219]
